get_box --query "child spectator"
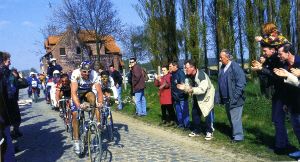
[255,22,289,48]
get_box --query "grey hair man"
[215,49,246,143]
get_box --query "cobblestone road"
[15,90,265,162]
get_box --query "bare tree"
[53,0,122,69]
[120,26,151,61]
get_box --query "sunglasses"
[82,70,91,74]
[129,61,135,63]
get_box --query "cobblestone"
[15,90,266,162]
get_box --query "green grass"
[117,80,298,161]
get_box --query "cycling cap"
[30,72,36,76]
[53,70,60,75]
[50,58,57,62]
[80,61,93,71]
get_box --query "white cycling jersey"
[71,68,100,90]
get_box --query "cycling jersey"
[70,68,100,112]
[56,82,71,98]
[71,68,100,91]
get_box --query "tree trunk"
[201,0,208,72]
[237,0,244,69]
[297,0,300,54]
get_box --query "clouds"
[0,20,10,29]
[21,21,35,28]
[0,20,36,29]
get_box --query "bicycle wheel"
[106,112,114,142]
[78,116,86,157]
[33,92,38,103]
[88,123,102,162]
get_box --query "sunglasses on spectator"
[129,61,135,63]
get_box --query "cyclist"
[26,72,41,98]
[70,61,103,154]
[49,70,61,109]
[55,73,71,117]
[99,71,118,100]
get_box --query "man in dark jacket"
[130,58,147,116]
[0,51,15,161]
[273,43,300,158]
[46,58,62,78]
[251,43,289,154]
[215,49,246,142]
[109,64,123,110]
[169,61,189,128]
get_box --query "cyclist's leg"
[70,100,80,140]
[72,111,79,140]
[85,91,101,122]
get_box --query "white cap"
[53,70,60,75]
[30,72,36,76]
[50,58,57,62]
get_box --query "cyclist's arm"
[71,81,80,108]
[94,82,103,105]
[55,84,61,104]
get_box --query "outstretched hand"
[291,68,300,77]
[251,60,262,71]
[273,68,289,78]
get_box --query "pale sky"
[0,0,142,71]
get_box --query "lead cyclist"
[70,61,103,155]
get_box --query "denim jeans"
[272,98,289,148]
[174,100,190,128]
[192,102,214,133]
[117,86,123,110]
[225,104,244,141]
[134,89,147,115]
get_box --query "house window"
[60,48,66,56]
[76,47,81,54]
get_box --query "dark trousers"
[161,104,176,122]
[272,97,289,148]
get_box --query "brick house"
[41,29,122,73]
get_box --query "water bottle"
[184,78,189,87]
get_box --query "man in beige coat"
[177,59,215,140]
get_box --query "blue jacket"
[27,76,41,88]
[171,68,188,101]
[215,61,246,108]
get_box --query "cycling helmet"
[29,72,36,76]
[80,61,93,71]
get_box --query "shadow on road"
[15,118,72,162]
[100,123,129,162]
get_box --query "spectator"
[109,64,123,110]
[273,43,300,158]
[169,61,190,129]
[215,49,246,142]
[130,58,147,116]
[8,69,26,139]
[177,60,215,140]
[251,43,290,154]
[0,51,15,162]
[127,64,135,103]
[154,65,176,126]
[46,58,62,78]
[257,56,273,99]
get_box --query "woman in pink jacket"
[154,65,176,126]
